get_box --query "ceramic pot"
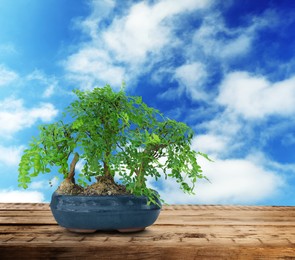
[50,192,161,233]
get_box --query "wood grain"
[0,203,294,259]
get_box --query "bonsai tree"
[18,85,210,204]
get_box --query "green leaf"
[197,152,213,162]
[151,133,160,143]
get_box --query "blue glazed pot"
[50,192,161,233]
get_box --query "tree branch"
[67,152,79,182]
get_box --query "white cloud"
[75,159,85,173]
[185,69,295,205]
[0,189,44,203]
[192,9,278,61]
[103,0,211,63]
[0,65,19,86]
[217,72,295,119]
[65,47,125,88]
[157,7,278,102]
[152,157,284,204]
[26,70,58,98]
[170,62,209,101]
[30,177,59,190]
[191,134,228,155]
[64,0,212,89]
[0,145,24,166]
[196,158,283,204]
[220,34,252,59]
[75,0,116,40]
[192,13,250,59]
[154,9,282,106]
[246,151,295,174]
[30,181,46,189]
[0,97,58,136]
[160,62,211,101]
[29,103,58,121]
[192,109,246,159]
[159,62,209,100]
[43,84,55,98]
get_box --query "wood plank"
[1,224,294,243]
[1,243,294,259]
[1,230,293,247]
[0,203,293,211]
[0,203,49,210]
[1,206,294,225]
[0,203,294,259]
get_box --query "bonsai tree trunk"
[100,149,115,183]
[57,153,82,195]
[135,159,148,191]
[67,152,79,183]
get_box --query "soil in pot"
[56,175,130,196]
[83,175,129,196]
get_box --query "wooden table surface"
[0,203,294,259]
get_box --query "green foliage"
[18,122,77,188]
[18,84,210,203]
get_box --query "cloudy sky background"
[0,0,295,205]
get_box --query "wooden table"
[0,203,294,259]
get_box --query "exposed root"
[83,175,130,196]
[56,178,83,195]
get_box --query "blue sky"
[0,0,295,205]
